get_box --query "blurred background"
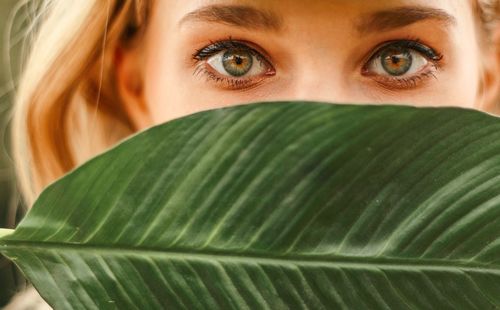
[0,0,33,306]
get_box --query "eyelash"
[192,37,274,89]
[192,37,444,90]
[362,38,444,89]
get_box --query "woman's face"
[116,0,500,129]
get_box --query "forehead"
[166,0,473,31]
[170,0,467,15]
[167,0,477,38]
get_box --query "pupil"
[222,49,253,77]
[381,48,412,76]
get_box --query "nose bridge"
[278,23,356,104]
[288,63,351,103]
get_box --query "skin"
[114,0,500,130]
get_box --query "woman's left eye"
[193,40,275,89]
[363,40,443,89]
[367,46,427,76]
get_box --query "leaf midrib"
[1,240,498,273]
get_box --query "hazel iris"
[222,49,253,77]
[381,47,413,76]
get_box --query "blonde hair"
[10,0,500,207]
[12,0,151,207]
[479,0,500,35]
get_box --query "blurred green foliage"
[0,0,32,306]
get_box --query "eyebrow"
[357,6,456,34]
[179,5,283,31]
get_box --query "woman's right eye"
[207,49,270,78]
[193,40,276,89]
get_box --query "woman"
[7,0,500,308]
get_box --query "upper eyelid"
[193,39,274,64]
[193,40,250,59]
[365,40,443,64]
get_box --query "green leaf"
[0,229,13,239]
[1,101,500,309]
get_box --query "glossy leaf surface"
[1,102,500,309]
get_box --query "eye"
[193,39,275,89]
[369,46,426,76]
[363,40,443,89]
[207,49,270,78]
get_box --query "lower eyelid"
[194,62,267,90]
[366,63,439,90]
